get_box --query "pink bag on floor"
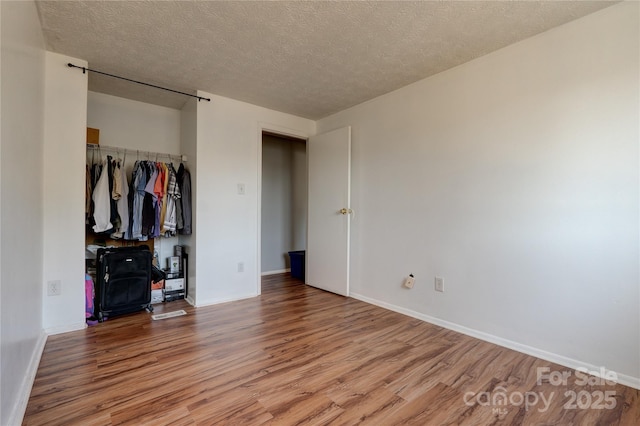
[85,274,98,325]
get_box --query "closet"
[84,91,193,316]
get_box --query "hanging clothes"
[112,161,122,202]
[87,161,102,228]
[92,158,114,233]
[91,162,102,189]
[176,163,185,231]
[152,162,165,238]
[85,164,92,222]
[86,151,191,241]
[106,156,119,228]
[142,162,158,238]
[124,161,139,240]
[159,163,170,235]
[163,164,180,235]
[180,167,192,235]
[110,160,129,239]
[131,161,148,240]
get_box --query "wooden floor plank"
[23,273,639,425]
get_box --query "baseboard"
[185,295,196,306]
[350,292,640,390]
[45,322,87,336]
[194,293,258,308]
[7,330,48,426]
[261,269,290,276]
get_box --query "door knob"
[339,208,352,215]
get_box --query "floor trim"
[261,269,290,276]
[350,292,640,390]
[45,322,87,336]
[194,293,258,308]
[8,330,48,426]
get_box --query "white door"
[307,126,351,296]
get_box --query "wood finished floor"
[24,274,638,425]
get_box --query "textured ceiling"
[36,1,615,119]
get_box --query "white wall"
[87,91,181,155]
[87,91,183,264]
[42,52,88,334]
[194,92,315,305]
[317,3,639,385]
[0,1,46,424]
[180,98,197,302]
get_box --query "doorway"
[260,131,307,289]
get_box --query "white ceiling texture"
[36,1,615,120]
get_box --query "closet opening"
[260,131,307,290]
[83,91,193,322]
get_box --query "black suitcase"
[95,246,154,322]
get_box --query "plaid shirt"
[166,165,181,199]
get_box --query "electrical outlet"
[237,262,244,273]
[435,277,444,292]
[47,280,61,296]
[403,274,415,289]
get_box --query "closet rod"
[86,144,187,163]
[67,63,211,102]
